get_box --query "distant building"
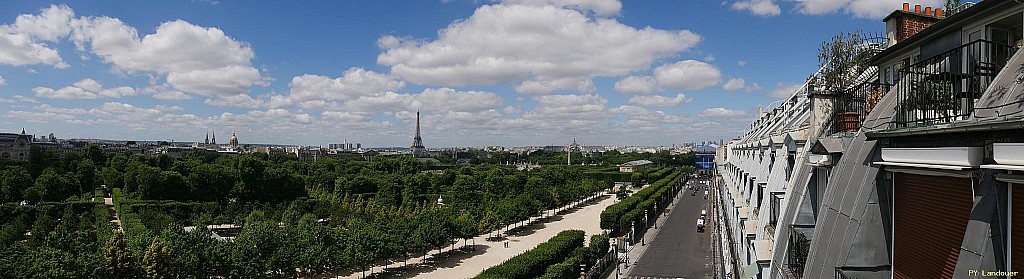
[694,145,716,173]
[618,159,653,173]
[0,129,32,161]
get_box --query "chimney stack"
[885,2,944,45]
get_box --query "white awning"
[753,239,774,262]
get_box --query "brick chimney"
[884,2,945,46]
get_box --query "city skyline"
[0,0,943,146]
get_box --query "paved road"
[627,179,713,279]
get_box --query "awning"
[810,137,845,155]
[741,264,761,279]
[788,129,808,143]
[753,239,774,262]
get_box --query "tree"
[105,230,137,278]
[86,144,108,167]
[817,31,872,96]
[944,0,963,12]
[1,166,32,202]
[142,237,174,279]
[187,163,236,202]
[77,159,97,192]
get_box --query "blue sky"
[0,0,945,147]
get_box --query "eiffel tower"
[410,110,426,155]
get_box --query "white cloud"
[738,60,747,66]
[627,94,692,107]
[768,82,803,98]
[614,76,661,94]
[73,78,102,92]
[35,104,87,114]
[0,5,72,69]
[33,86,97,99]
[0,76,5,86]
[32,78,137,99]
[732,0,782,17]
[722,78,764,92]
[288,67,405,101]
[345,88,503,113]
[74,17,264,96]
[377,4,700,87]
[529,94,608,120]
[610,105,691,124]
[514,77,595,94]
[795,0,944,18]
[3,110,75,123]
[699,107,748,118]
[723,78,746,91]
[653,60,722,91]
[501,0,622,16]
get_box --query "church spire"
[205,130,210,145]
[211,130,217,145]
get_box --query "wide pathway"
[335,193,619,279]
[625,179,714,279]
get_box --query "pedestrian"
[504,239,509,248]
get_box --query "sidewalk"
[333,192,614,279]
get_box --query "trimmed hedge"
[600,169,682,232]
[93,203,113,250]
[539,234,612,279]
[475,229,585,279]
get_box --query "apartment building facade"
[716,1,1024,278]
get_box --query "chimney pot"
[915,4,921,13]
[924,7,932,14]
[935,8,943,17]
[903,3,910,11]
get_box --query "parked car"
[704,190,709,199]
[696,218,705,232]
[700,209,707,219]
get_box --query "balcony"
[827,81,891,135]
[892,39,1018,128]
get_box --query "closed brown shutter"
[1014,184,1024,273]
[892,173,973,279]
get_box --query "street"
[626,178,715,279]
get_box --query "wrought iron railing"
[827,81,891,135]
[787,224,815,279]
[893,39,1018,128]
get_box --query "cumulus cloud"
[732,0,782,17]
[288,67,405,101]
[0,5,73,68]
[72,18,265,96]
[501,0,622,16]
[31,78,137,99]
[1,5,266,97]
[528,94,608,121]
[377,4,700,87]
[699,107,748,118]
[0,76,5,86]
[614,76,661,94]
[653,60,722,91]
[628,94,692,107]
[722,78,764,92]
[344,88,503,113]
[767,82,803,98]
[514,77,595,94]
